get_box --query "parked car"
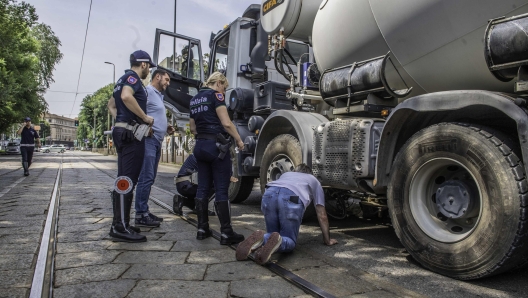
[43,144,66,153]
[6,142,20,155]
[40,145,50,152]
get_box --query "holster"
[216,133,232,160]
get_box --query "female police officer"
[189,72,245,245]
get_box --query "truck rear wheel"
[228,146,254,203]
[388,123,528,279]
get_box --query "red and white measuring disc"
[114,176,133,194]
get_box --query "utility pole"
[93,107,97,152]
[172,0,177,71]
[104,61,115,155]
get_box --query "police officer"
[189,72,245,244]
[17,117,40,176]
[107,50,155,242]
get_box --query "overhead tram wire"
[68,0,93,117]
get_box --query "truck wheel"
[228,146,254,203]
[388,123,528,279]
[260,134,302,193]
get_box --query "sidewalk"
[53,156,307,297]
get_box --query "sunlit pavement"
[1,151,528,297]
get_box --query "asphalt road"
[3,151,528,297]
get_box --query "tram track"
[75,153,337,298]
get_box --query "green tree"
[0,0,63,133]
[76,84,113,148]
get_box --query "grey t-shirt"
[266,172,325,208]
[146,84,168,142]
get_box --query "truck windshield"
[212,32,229,75]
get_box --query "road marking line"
[0,176,26,198]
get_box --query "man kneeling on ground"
[236,164,338,265]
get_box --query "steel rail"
[29,158,62,298]
[75,153,337,298]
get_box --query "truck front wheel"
[388,123,528,279]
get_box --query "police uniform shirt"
[189,87,227,135]
[113,70,148,123]
[20,126,40,145]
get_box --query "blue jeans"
[261,186,305,253]
[193,139,231,202]
[135,137,161,216]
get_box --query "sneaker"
[236,230,265,261]
[148,212,164,222]
[135,215,161,227]
[255,232,282,265]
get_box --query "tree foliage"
[0,0,63,133]
[76,84,113,148]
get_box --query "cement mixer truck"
[153,0,528,279]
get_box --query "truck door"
[153,29,204,115]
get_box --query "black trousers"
[20,146,34,166]
[112,127,145,185]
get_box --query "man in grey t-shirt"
[134,69,175,227]
[236,164,338,265]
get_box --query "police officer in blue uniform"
[107,50,155,242]
[17,117,40,176]
[189,72,245,245]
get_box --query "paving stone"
[230,276,306,298]
[294,266,376,297]
[0,269,33,287]
[122,264,206,280]
[0,233,40,244]
[0,219,44,228]
[58,223,106,233]
[0,287,28,298]
[0,253,34,270]
[58,217,101,225]
[57,229,108,242]
[205,261,273,281]
[113,251,188,264]
[55,264,130,286]
[158,231,197,241]
[0,243,39,254]
[187,248,236,264]
[56,240,114,253]
[55,250,121,269]
[53,279,136,298]
[127,280,229,298]
[274,251,328,271]
[0,226,42,234]
[171,238,224,252]
[346,290,399,298]
[108,241,174,251]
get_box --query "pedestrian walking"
[107,50,155,242]
[189,71,245,244]
[236,164,338,265]
[134,69,175,227]
[17,117,40,176]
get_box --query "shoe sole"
[134,222,160,228]
[256,232,282,265]
[109,233,147,243]
[236,230,265,261]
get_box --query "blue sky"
[28,0,257,118]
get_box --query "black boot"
[195,198,212,240]
[215,200,244,245]
[109,191,146,242]
[173,194,184,215]
[22,162,29,176]
[110,191,141,234]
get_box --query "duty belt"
[19,144,35,147]
[114,122,136,131]
[175,176,191,184]
[195,133,217,140]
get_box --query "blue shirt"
[146,85,167,142]
[113,70,148,123]
[189,87,227,135]
[20,126,40,145]
[266,172,325,208]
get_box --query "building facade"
[43,113,77,147]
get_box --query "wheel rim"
[266,155,295,183]
[409,158,483,243]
